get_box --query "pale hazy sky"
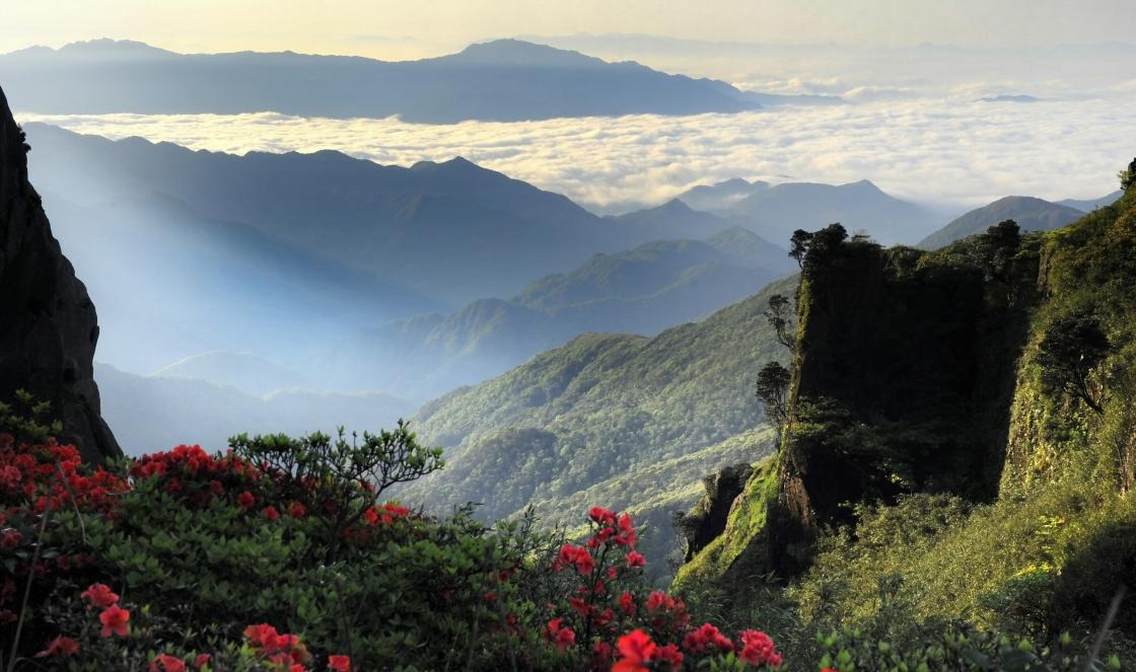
[3,0,1135,59]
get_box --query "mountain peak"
[56,38,176,58]
[447,39,604,68]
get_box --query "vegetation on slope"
[675,174,1136,666]
[403,277,798,572]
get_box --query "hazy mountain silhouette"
[677,177,940,246]
[96,364,414,455]
[0,38,762,122]
[24,123,709,309]
[918,196,1088,249]
[339,228,792,400]
[23,122,791,397]
[1057,190,1123,212]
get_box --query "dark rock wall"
[0,85,120,461]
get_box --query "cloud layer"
[19,95,1135,213]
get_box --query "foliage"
[1036,310,1110,414]
[763,295,796,352]
[405,276,796,571]
[755,363,791,436]
[0,410,795,670]
[813,624,1121,672]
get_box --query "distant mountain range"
[675,177,942,246]
[918,192,1123,249]
[344,228,793,400]
[23,123,726,310]
[27,122,933,399]
[96,364,414,455]
[0,38,768,123]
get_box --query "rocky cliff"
[677,186,1136,601]
[0,85,120,460]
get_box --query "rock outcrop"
[0,85,120,460]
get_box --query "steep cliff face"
[0,86,120,460]
[677,194,1136,590]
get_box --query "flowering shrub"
[532,505,783,671]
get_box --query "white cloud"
[18,95,1135,214]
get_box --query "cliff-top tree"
[789,229,813,268]
[763,294,796,352]
[756,361,792,437]
[1120,157,1135,191]
[1037,311,1110,414]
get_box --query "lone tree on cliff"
[1120,157,1135,192]
[1037,310,1110,415]
[763,294,796,352]
[788,229,813,268]
[756,361,792,438]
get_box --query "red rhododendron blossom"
[288,501,307,518]
[263,505,280,521]
[738,630,782,667]
[619,591,636,615]
[35,635,80,657]
[193,653,212,669]
[589,506,616,526]
[149,653,187,672]
[613,629,656,672]
[683,622,734,654]
[81,583,119,610]
[654,643,684,669]
[237,491,256,509]
[593,640,613,662]
[0,529,22,550]
[556,543,596,575]
[545,618,576,651]
[625,551,646,568]
[99,604,130,637]
[363,506,380,526]
[328,654,352,671]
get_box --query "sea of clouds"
[19,94,1135,214]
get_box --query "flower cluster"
[362,501,410,526]
[0,434,127,513]
[131,444,259,508]
[541,506,781,671]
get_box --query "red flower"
[593,640,613,662]
[328,654,351,671]
[683,623,734,654]
[556,543,596,575]
[545,618,576,651]
[149,653,187,672]
[288,501,307,518]
[35,635,80,657]
[193,653,212,669]
[81,583,119,610]
[0,529,22,550]
[619,591,636,615]
[738,629,782,667]
[589,506,616,526]
[237,491,256,509]
[263,505,280,521]
[654,643,684,670]
[99,604,130,638]
[363,506,380,526]
[613,629,656,672]
[625,551,646,568]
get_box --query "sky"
[4,0,1136,60]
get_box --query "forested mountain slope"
[402,276,798,572]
